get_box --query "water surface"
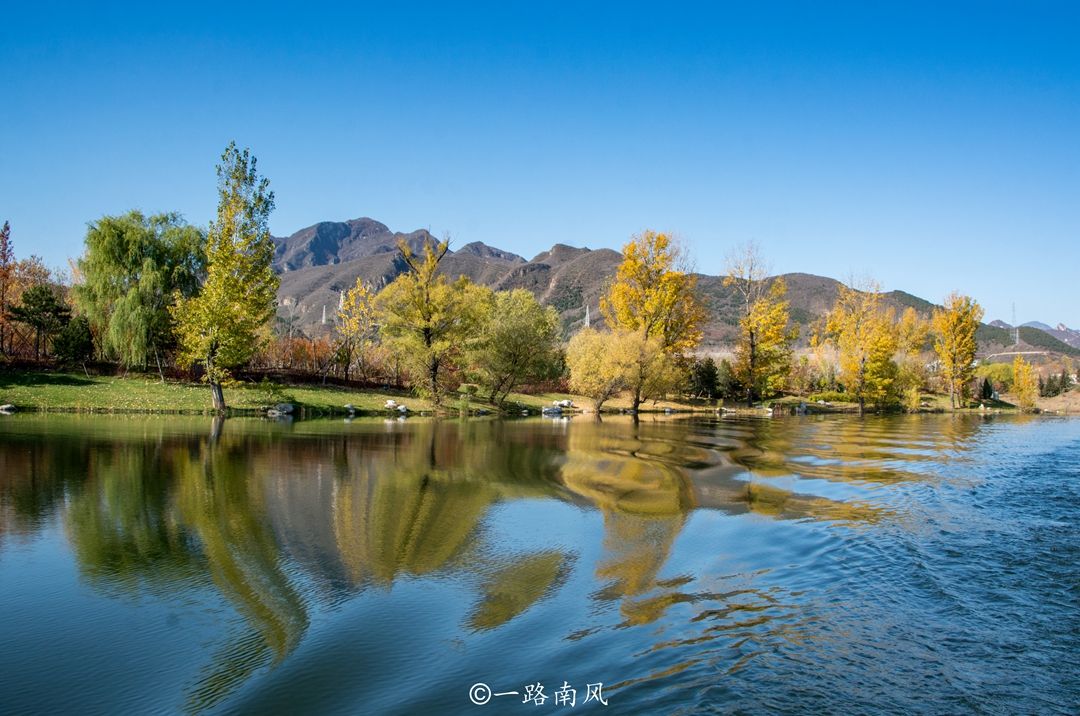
[0,413,1077,714]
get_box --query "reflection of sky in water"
[0,414,1077,714]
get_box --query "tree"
[600,230,704,411]
[74,211,205,376]
[895,306,930,401]
[375,239,490,405]
[1012,356,1038,411]
[335,278,377,383]
[980,377,994,400]
[566,328,636,412]
[0,221,13,356]
[10,284,70,359]
[724,242,796,405]
[173,142,278,411]
[54,315,94,366]
[932,292,983,409]
[823,281,898,415]
[470,288,560,405]
[686,356,719,399]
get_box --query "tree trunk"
[631,384,642,413]
[746,332,756,407]
[210,380,226,412]
[429,357,440,406]
[858,396,865,416]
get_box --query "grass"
[3,369,1041,416]
[0,370,433,415]
[0,370,718,416]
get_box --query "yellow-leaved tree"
[375,239,491,406]
[931,292,983,409]
[336,278,376,383]
[566,328,636,412]
[173,142,279,411]
[823,281,899,415]
[600,230,705,412]
[724,242,796,406]
[895,306,930,410]
[1012,355,1038,411]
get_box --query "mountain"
[987,319,1080,353]
[274,217,1080,356]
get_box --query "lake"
[0,413,1077,715]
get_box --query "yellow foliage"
[599,231,704,409]
[374,240,491,404]
[1012,356,1038,411]
[824,282,898,411]
[932,292,983,409]
[732,277,797,403]
[335,278,376,381]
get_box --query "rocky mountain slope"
[274,217,1079,355]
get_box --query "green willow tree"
[75,211,205,377]
[173,143,278,411]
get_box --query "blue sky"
[1,2,1077,325]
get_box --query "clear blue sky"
[1,2,1077,325]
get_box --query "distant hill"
[274,217,1080,356]
[986,320,1080,355]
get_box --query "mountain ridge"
[273,217,1079,356]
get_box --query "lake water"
[0,413,1077,715]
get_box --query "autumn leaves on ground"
[0,142,1072,416]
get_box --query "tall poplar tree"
[932,292,983,409]
[0,221,13,356]
[173,142,278,411]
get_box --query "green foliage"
[375,240,490,405]
[10,284,70,359]
[809,391,855,403]
[975,362,1013,392]
[53,315,94,365]
[173,142,278,410]
[469,288,561,404]
[257,377,293,406]
[686,356,719,399]
[74,211,205,369]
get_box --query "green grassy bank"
[0,371,714,416]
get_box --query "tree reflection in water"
[0,412,949,712]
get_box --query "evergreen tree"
[54,315,94,366]
[10,284,70,359]
[687,356,720,399]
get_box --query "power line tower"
[1012,303,1019,346]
